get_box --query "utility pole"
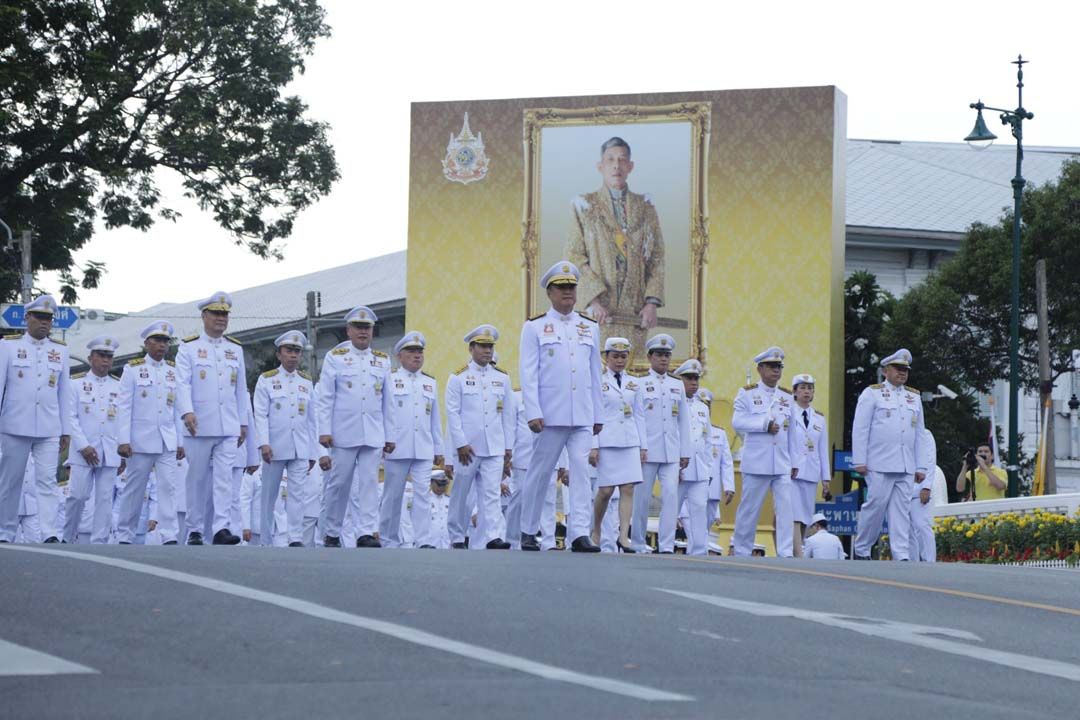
[1036,259,1056,493]
[305,291,319,376]
[19,230,32,303]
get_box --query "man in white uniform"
[64,335,122,544]
[175,291,248,545]
[851,349,926,561]
[910,428,937,562]
[700,389,735,539]
[630,334,690,553]
[672,359,711,556]
[518,261,604,553]
[316,305,391,548]
[445,325,513,550]
[253,331,316,547]
[381,332,445,549]
[0,295,72,543]
[731,346,795,557]
[116,321,183,545]
[803,512,845,559]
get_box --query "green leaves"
[0,0,338,301]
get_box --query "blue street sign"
[0,304,80,330]
[834,449,855,472]
[815,491,860,535]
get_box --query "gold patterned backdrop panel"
[409,87,845,534]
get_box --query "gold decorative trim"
[520,102,711,365]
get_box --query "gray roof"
[63,250,406,359]
[846,139,1080,234]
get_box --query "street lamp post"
[965,55,1035,497]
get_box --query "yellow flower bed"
[932,508,1080,564]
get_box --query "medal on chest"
[199,369,207,380]
[197,348,208,359]
[48,373,57,388]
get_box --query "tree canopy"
[0,0,339,301]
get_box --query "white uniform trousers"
[322,445,380,539]
[183,435,237,539]
[0,435,60,542]
[505,467,526,549]
[733,473,793,557]
[117,452,178,544]
[380,458,433,548]
[631,462,679,552]
[261,458,308,545]
[448,454,502,546]
[599,485,620,553]
[908,495,936,562]
[853,471,913,560]
[63,465,116,544]
[678,480,709,556]
[521,426,592,542]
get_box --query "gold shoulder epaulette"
[71,371,86,379]
[373,349,388,358]
[421,371,435,379]
[299,370,312,381]
[3,333,22,340]
[742,383,757,391]
[110,373,121,381]
[578,311,596,323]
[667,372,680,380]
[871,383,884,390]
[166,360,175,367]
[528,312,546,321]
[225,335,242,345]
[814,409,825,417]
[906,385,921,394]
[49,337,66,346]
[779,386,792,394]
[262,368,280,379]
[128,358,146,367]
[331,346,350,356]
[454,364,469,375]
[493,365,509,375]
[626,368,647,378]
[182,334,199,342]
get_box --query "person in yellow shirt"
[955,444,1006,501]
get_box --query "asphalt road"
[1,545,1078,719]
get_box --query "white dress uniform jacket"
[384,368,444,460]
[0,333,73,437]
[851,383,926,474]
[790,405,830,482]
[635,369,691,463]
[732,382,795,475]
[175,333,249,436]
[253,367,317,461]
[803,528,845,559]
[709,427,736,497]
[518,308,602,427]
[683,395,712,483]
[594,369,647,450]
[445,361,514,456]
[315,342,391,448]
[67,371,121,468]
[117,356,180,453]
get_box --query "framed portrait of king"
[521,102,711,367]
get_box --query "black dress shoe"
[616,539,636,554]
[163,540,178,545]
[659,551,674,555]
[520,532,540,551]
[43,536,59,544]
[288,541,304,547]
[570,536,601,553]
[187,532,204,546]
[355,535,382,548]
[853,554,871,561]
[419,544,436,549]
[450,541,467,549]
[486,538,511,550]
[323,535,341,548]
[118,541,132,545]
[212,529,241,545]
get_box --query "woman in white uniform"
[590,337,646,552]
[788,373,831,557]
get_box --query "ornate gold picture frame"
[520,102,711,365]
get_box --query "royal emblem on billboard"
[442,112,489,185]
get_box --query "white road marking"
[0,639,97,676]
[0,547,691,702]
[657,587,1080,683]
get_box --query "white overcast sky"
[41,0,1080,313]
